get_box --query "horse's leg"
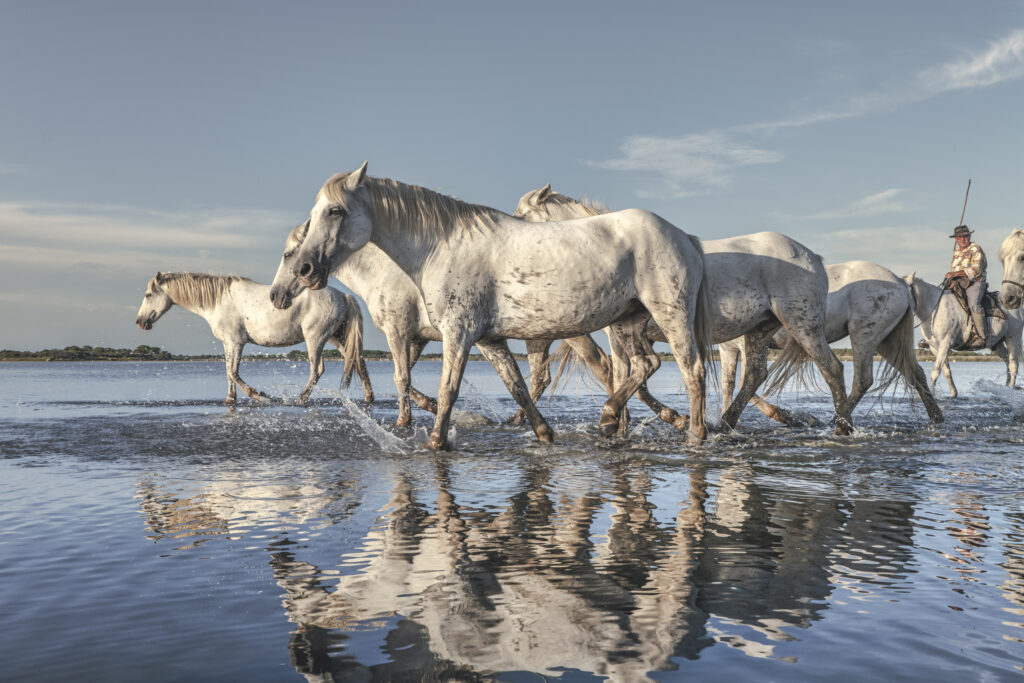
[223,349,237,404]
[426,335,474,450]
[1008,332,1021,388]
[478,339,554,444]
[406,338,438,414]
[931,337,956,399]
[299,342,325,405]
[602,326,633,435]
[719,324,778,429]
[510,339,551,426]
[355,354,374,404]
[384,327,415,427]
[600,324,661,436]
[843,337,875,419]
[719,339,741,416]
[226,341,268,401]
[632,334,688,431]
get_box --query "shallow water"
[2,359,1024,681]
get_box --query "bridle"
[1002,278,1024,297]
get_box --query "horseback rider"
[944,224,988,348]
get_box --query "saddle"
[943,276,1006,321]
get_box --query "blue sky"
[2,1,1023,354]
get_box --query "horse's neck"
[913,282,943,335]
[167,284,227,322]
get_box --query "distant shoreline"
[0,345,1004,363]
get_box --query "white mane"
[998,229,1024,261]
[153,272,250,310]
[318,172,507,240]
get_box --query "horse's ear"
[342,161,369,192]
[155,271,163,282]
[903,271,916,285]
[534,183,552,204]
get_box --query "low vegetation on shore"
[0,344,1002,362]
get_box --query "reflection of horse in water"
[136,458,918,681]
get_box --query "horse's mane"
[542,191,607,217]
[154,272,252,309]
[319,172,508,240]
[998,229,1024,261]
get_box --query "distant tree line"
[0,344,997,362]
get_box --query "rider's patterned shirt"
[951,242,987,282]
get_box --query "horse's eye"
[328,206,346,218]
[145,293,151,298]
[283,250,295,259]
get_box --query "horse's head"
[269,220,311,310]
[998,229,1024,309]
[513,184,605,222]
[513,184,556,221]
[136,273,173,330]
[291,161,372,292]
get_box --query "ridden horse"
[135,272,374,404]
[720,261,943,424]
[271,162,713,449]
[513,185,851,434]
[905,273,1021,397]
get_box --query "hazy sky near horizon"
[2,1,1023,354]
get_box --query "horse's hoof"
[536,425,555,443]
[834,418,853,436]
[671,415,690,432]
[508,410,527,427]
[685,429,706,446]
[425,434,450,450]
[599,419,619,437]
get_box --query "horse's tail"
[689,234,719,392]
[872,304,917,396]
[547,339,607,395]
[334,299,367,392]
[762,332,820,396]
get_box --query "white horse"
[136,272,373,404]
[905,273,1021,397]
[998,229,1024,310]
[720,261,943,424]
[513,185,851,434]
[272,162,713,449]
[270,223,570,428]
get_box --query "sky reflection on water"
[2,360,1024,681]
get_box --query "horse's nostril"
[299,263,313,277]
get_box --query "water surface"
[2,359,1023,681]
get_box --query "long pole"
[959,179,972,226]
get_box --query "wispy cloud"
[917,28,1024,92]
[589,133,784,197]
[744,28,1024,135]
[801,189,916,221]
[0,201,292,251]
[596,28,1024,196]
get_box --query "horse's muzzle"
[136,315,153,331]
[1001,292,1022,309]
[295,262,326,291]
[269,286,293,310]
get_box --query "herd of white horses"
[135,162,1024,449]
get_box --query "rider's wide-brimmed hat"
[950,225,974,238]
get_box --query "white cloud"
[589,132,784,197]
[917,29,1024,92]
[600,28,1024,196]
[801,189,916,221]
[0,201,292,251]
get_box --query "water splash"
[322,389,410,454]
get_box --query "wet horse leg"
[478,339,554,444]
[224,341,268,402]
[509,339,552,426]
[719,323,779,429]
[600,323,662,436]
[406,338,438,414]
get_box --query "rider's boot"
[970,311,988,350]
